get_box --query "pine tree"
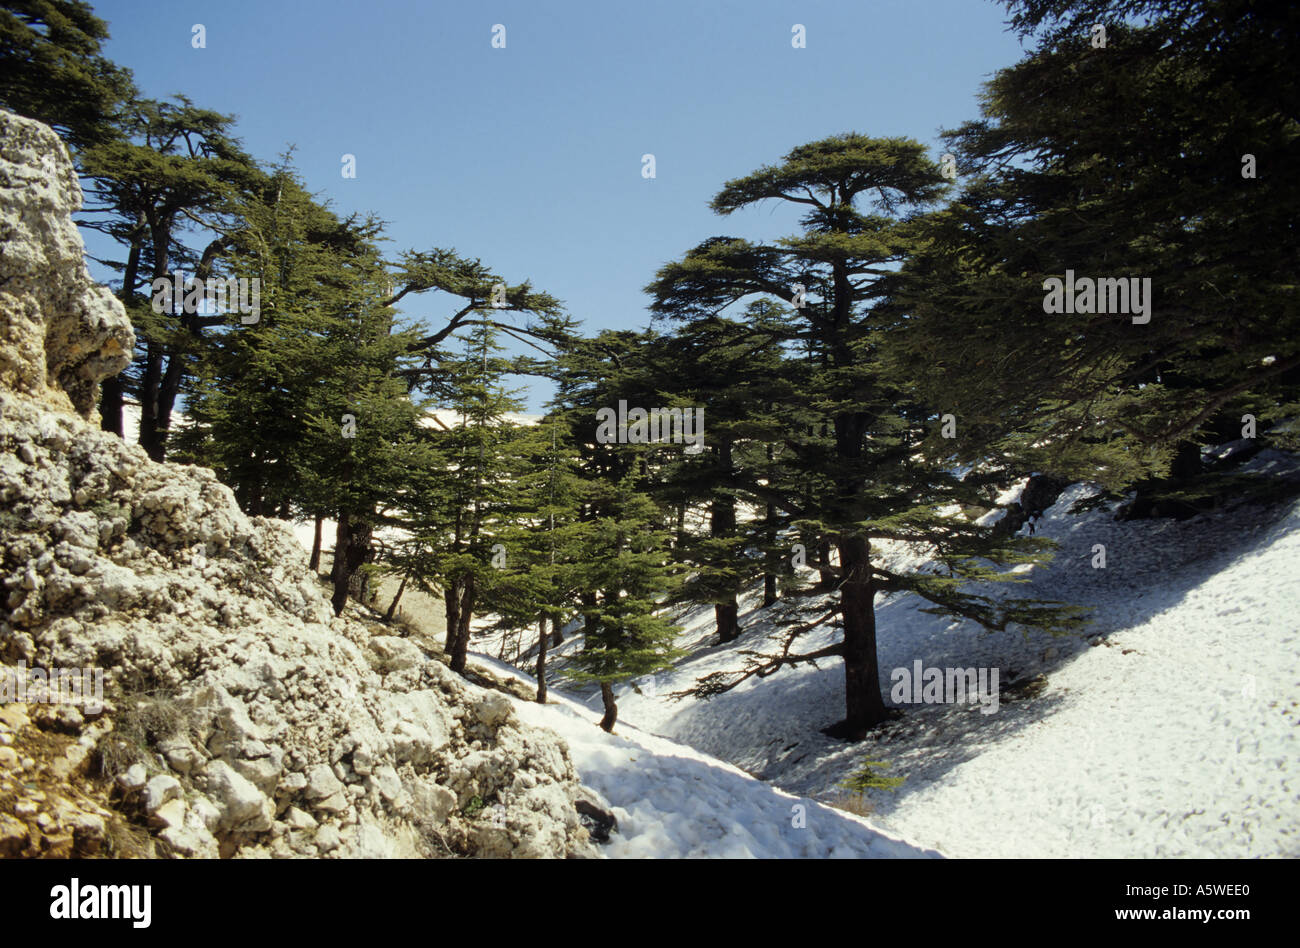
[545,329,688,730]
[293,222,436,616]
[0,0,134,149]
[561,473,684,732]
[172,161,363,518]
[648,134,1086,739]
[887,0,1299,516]
[641,303,795,642]
[485,418,587,702]
[77,96,260,457]
[408,318,531,673]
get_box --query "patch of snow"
[520,471,1300,858]
[470,652,942,859]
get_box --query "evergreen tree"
[642,303,795,642]
[77,96,260,457]
[562,473,684,732]
[546,329,688,730]
[292,221,436,616]
[172,161,367,519]
[887,0,1299,516]
[485,418,587,702]
[408,319,531,673]
[0,0,133,149]
[380,247,570,398]
[171,162,441,618]
[649,134,1086,739]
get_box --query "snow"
[469,652,941,858]
[122,392,1299,858]
[510,451,1300,858]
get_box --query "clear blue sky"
[89,0,1028,409]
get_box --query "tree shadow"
[651,489,1300,810]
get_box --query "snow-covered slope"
[526,452,1300,858]
[469,652,941,858]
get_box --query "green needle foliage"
[840,759,905,794]
[0,0,133,149]
[649,133,1085,739]
[561,475,685,733]
[887,0,1300,512]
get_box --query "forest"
[1,0,1295,757]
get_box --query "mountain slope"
[527,459,1300,858]
[468,653,941,858]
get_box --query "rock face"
[0,110,133,420]
[0,109,596,858]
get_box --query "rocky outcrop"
[0,109,597,858]
[996,473,1070,537]
[0,110,133,420]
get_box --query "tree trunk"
[155,352,186,459]
[762,444,779,606]
[99,376,124,438]
[715,601,740,644]
[444,580,461,655]
[329,516,351,616]
[138,219,171,462]
[598,681,617,733]
[142,227,227,463]
[139,340,166,461]
[100,223,143,439]
[1120,440,1204,520]
[712,438,740,642]
[350,548,375,604]
[330,513,372,616]
[816,537,836,591]
[535,617,549,704]
[1170,438,1202,481]
[236,469,264,517]
[830,535,888,740]
[448,576,476,675]
[763,502,779,607]
[308,514,323,573]
[550,620,564,648]
[385,570,409,621]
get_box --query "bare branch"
[670,608,842,700]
